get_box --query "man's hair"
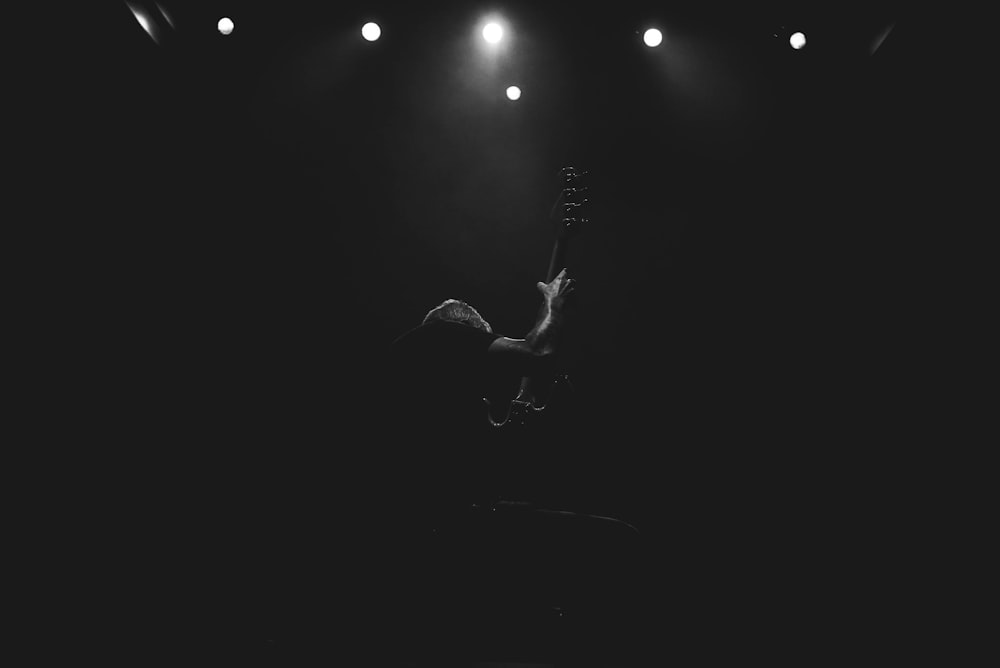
[422,299,493,333]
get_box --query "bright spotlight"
[362,22,381,41]
[126,2,162,44]
[789,31,806,49]
[506,85,521,101]
[218,17,234,36]
[643,28,662,47]
[133,11,151,36]
[483,22,503,43]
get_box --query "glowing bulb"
[643,28,662,47]
[506,86,521,101]
[483,23,503,44]
[790,31,806,49]
[362,22,381,41]
[218,17,234,35]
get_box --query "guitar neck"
[515,167,586,401]
[528,232,570,329]
[545,233,570,284]
[517,232,570,399]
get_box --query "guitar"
[485,166,589,428]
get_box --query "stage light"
[643,28,662,47]
[506,85,521,101]
[155,2,173,28]
[218,17,234,36]
[126,2,164,44]
[870,22,895,55]
[362,22,381,41]
[483,22,503,44]
[789,31,806,49]
[133,10,151,35]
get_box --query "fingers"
[547,268,569,284]
[539,269,575,292]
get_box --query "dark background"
[33,1,957,664]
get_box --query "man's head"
[422,299,493,333]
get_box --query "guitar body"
[485,372,571,428]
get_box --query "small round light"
[643,28,662,47]
[361,22,381,41]
[483,23,503,44]
[506,86,521,101]
[217,17,234,36]
[790,31,806,49]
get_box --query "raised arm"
[486,268,575,375]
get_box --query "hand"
[537,268,576,313]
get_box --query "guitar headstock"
[551,166,589,238]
